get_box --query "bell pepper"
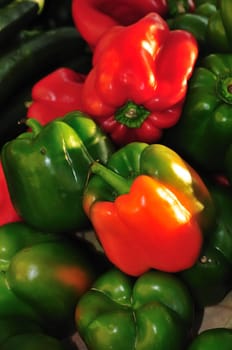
[75,268,195,350]
[206,0,232,53]
[1,111,114,233]
[164,53,232,175]
[0,162,21,225]
[187,328,232,350]
[168,1,232,54]
[27,67,86,125]
[0,221,105,339]
[179,179,232,307]
[167,2,217,52]
[72,0,196,50]
[83,142,215,275]
[79,12,198,146]
[72,0,168,50]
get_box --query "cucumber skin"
[0,0,43,45]
[0,26,86,106]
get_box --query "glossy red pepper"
[81,13,198,145]
[0,162,21,225]
[72,0,168,49]
[72,0,195,50]
[27,67,86,124]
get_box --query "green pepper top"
[75,268,195,350]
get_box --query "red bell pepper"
[27,67,85,124]
[0,162,21,225]
[72,0,195,50]
[81,13,198,145]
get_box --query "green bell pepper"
[179,180,232,307]
[0,221,105,338]
[168,2,217,52]
[168,0,232,54]
[1,111,114,233]
[187,328,232,350]
[75,268,195,350]
[164,53,232,174]
[206,0,232,53]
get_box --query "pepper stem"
[91,162,132,195]
[26,118,43,136]
[115,100,150,128]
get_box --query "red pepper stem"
[26,118,43,136]
[91,162,131,195]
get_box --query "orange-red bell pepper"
[83,142,215,276]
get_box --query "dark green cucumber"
[0,0,44,45]
[0,26,86,106]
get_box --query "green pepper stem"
[91,162,131,195]
[26,118,43,136]
[115,100,150,128]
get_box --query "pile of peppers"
[1,0,232,349]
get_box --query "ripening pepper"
[164,53,232,175]
[0,221,104,338]
[27,67,86,125]
[0,162,21,225]
[83,142,215,276]
[179,180,232,307]
[75,268,195,350]
[79,12,198,146]
[187,328,232,350]
[1,111,114,233]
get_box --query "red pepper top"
[80,13,198,144]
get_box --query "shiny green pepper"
[0,222,104,338]
[164,53,232,175]
[75,268,195,350]
[1,111,114,233]
[168,1,232,54]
